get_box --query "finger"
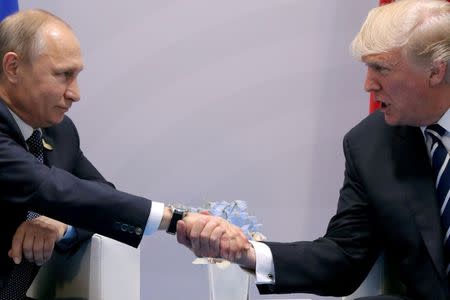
[221,225,247,262]
[33,235,45,266]
[176,220,191,248]
[190,219,208,257]
[209,225,225,258]
[42,238,55,265]
[22,231,36,263]
[227,227,240,262]
[231,227,249,261]
[10,226,26,264]
[219,230,231,260]
[198,219,220,257]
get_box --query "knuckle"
[24,252,33,260]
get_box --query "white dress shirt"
[421,109,450,154]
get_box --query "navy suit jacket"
[0,99,152,282]
[258,112,449,300]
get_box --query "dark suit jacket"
[0,100,152,282]
[258,111,449,300]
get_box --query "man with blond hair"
[0,9,249,300]
[178,1,450,299]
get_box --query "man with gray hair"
[178,1,450,299]
[0,9,249,300]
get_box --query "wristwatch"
[166,205,188,235]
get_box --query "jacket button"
[135,227,143,236]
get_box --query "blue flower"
[192,200,263,240]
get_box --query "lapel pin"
[42,139,54,150]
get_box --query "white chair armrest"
[342,255,385,300]
[27,234,140,300]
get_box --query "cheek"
[386,82,415,106]
[40,86,65,103]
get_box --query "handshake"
[7,203,258,273]
[171,210,257,271]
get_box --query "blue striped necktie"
[0,130,43,299]
[425,124,450,276]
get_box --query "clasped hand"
[176,212,252,264]
[8,216,67,266]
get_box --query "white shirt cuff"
[250,241,275,284]
[144,201,164,235]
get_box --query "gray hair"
[351,0,450,81]
[0,9,71,75]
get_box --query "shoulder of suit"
[344,111,392,141]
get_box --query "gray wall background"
[20,1,377,299]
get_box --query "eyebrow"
[55,65,84,73]
[365,61,388,68]
[365,58,400,69]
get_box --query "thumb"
[176,221,191,248]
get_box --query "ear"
[2,52,19,83]
[429,61,447,87]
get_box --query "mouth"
[375,97,389,111]
[57,106,70,112]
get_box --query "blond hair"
[351,0,450,80]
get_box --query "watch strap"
[166,207,186,234]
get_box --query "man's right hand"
[8,216,67,266]
[176,212,256,270]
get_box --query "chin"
[383,114,401,126]
[46,116,65,127]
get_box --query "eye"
[63,71,74,79]
[55,70,75,80]
[372,64,390,73]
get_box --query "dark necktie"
[425,124,450,276]
[0,130,43,299]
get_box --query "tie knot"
[426,124,447,139]
[26,130,42,153]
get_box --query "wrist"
[237,244,256,271]
[166,205,188,234]
[158,206,173,231]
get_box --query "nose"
[65,78,80,102]
[364,69,380,93]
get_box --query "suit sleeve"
[55,122,117,252]
[54,151,109,252]
[257,134,382,296]
[0,130,151,248]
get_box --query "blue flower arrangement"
[191,200,265,267]
[191,200,265,241]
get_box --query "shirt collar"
[420,109,450,136]
[7,107,40,141]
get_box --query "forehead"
[37,23,84,70]
[362,50,402,66]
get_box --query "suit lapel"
[394,125,446,280]
[0,99,57,167]
[0,99,27,149]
